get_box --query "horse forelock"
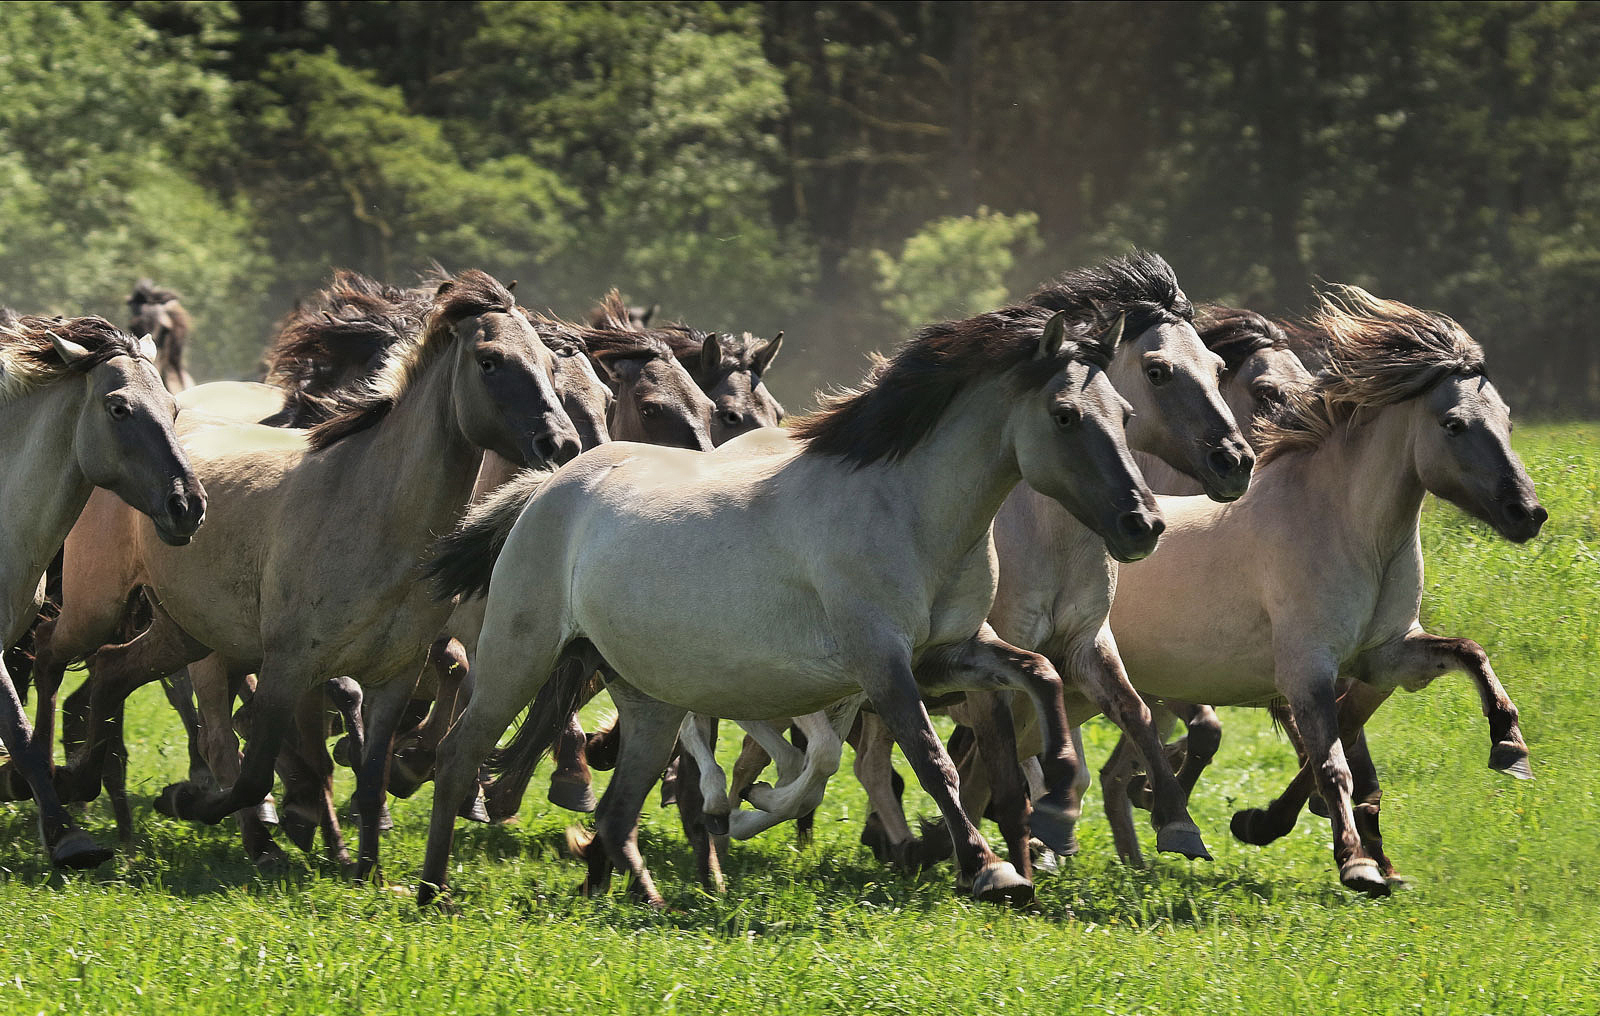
[1029,249,1194,336]
[1195,305,1290,374]
[1256,285,1486,465]
[306,269,517,450]
[792,304,1112,468]
[0,315,144,404]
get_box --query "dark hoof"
[1230,807,1289,846]
[547,774,597,814]
[251,843,290,871]
[1028,802,1077,858]
[154,782,201,820]
[281,811,318,852]
[458,792,490,824]
[1489,742,1533,780]
[1308,793,1330,819]
[1340,858,1391,897]
[738,781,772,804]
[1156,820,1212,860]
[417,882,457,913]
[50,829,114,870]
[702,811,730,837]
[333,735,353,768]
[970,861,1033,907]
[1125,774,1154,811]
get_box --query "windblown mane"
[1256,286,1486,465]
[588,289,635,332]
[577,322,679,370]
[1028,250,1194,334]
[266,270,429,426]
[306,269,518,450]
[1195,305,1291,374]
[791,303,1115,467]
[0,315,145,404]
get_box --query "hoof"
[1308,793,1330,819]
[154,782,199,820]
[1230,807,1288,846]
[1030,841,1060,874]
[547,774,597,814]
[702,811,730,837]
[376,802,395,833]
[417,882,456,912]
[1028,803,1077,858]
[459,792,490,824]
[252,843,290,872]
[50,829,113,870]
[970,861,1034,908]
[1156,820,1212,860]
[1489,743,1533,780]
[1339,858,1391,897]
[281,811,317,853]
[257,799,279,826]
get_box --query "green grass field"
[1,424,1596,1015]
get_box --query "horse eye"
[1145,363,1172,386]
[107,400,131,419]
[479,357,500,375]
[1442,418,1466,436]
[639,403,660,418]
[1053,407,1081,430]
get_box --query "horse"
[587,291,657,331]
[1095,286,1543,895]
[32,270,581,878]
[0,314,205,867]
[761,258,1258,876]
[127,279,195,393]
[418,289,1164,910]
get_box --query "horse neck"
[0,384,91,624]
[321,354,483,555]
[863,376,1022,566]
[1295,403,1425,561]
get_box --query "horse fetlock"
[154,781,202,821]
[969,860,1034,908]
[547,771,598,813]
[1230,807,1290,846]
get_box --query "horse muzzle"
[1496,498,1548,544]
[153,489,206,546]
[1106,508,1165,563]
[1200,438,1254,502]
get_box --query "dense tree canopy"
[2,1,1594,412]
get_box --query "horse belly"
[1111,592,1281,706]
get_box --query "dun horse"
[127,279,195,393]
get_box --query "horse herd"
[0,252,1546,911]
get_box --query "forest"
[2,1,1596,411]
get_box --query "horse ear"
[592,352,644,389]
[138,333,159,362]
[642,304,659,326]
[48,330,90,365]
[1105,313,1126,349]
[1036,311,1069,361]
[700,333,723,377]
[506,280,518,294]
[752,331,783,374]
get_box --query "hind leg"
[0,656,109,868]
[581,681,686,907]
[191,657,283,865]
[352,675,420,880]
[548,711,596,813]
[852,712,922,868]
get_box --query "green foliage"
[868,208,1041,329]
[0,3,265,377]
[1,425,1595,1014]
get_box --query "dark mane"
[1257,286,1486,465]
[0,315,145,400]
[790,303,1114,468]
[1195,305,1291,374]
[305,269,518,450]
[579,325,677,368]
[658,326,772,376]
[265,271,429,426]
[1028,250,1193,335]
[128,278,182,307]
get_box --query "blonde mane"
[1257,286,1485,465]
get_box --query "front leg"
[1277,648,1388,897]
[0,657,110,868]
[865,652,1030,907]
[1362,630,1530,778]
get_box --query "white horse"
[421,301,1162,908]
[1098,287,1543,895]
[0,315,204,867]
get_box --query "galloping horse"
[127,279,195,393]
[0,315,205,867]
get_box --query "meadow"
[0,423,1595,1016]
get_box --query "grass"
[1,423,1597,1015]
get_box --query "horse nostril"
[555,437,581,465]
[717,409,743,428]
[533,436,557,464]
[1117,511,1163,541]
[1531,504,1549,526]
[1208,446,1244,476]
[167,493,188,520]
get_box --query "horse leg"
[1064,630,1208,859]
[673,715,727,892]
[290,685,350,868]
[958,689,1034,879]
[161,671,211,787]
[0,656,110,867]
[1279,655,1388,896]
[191,657,283,866]
[851,712,920,868]
[865,655,1029,906]
[548,711,596,813]
[481,669,602,823]
[353,676,419,880]
[1098,732,1147,866]
[581,681,686,907]
[733,701,858,839]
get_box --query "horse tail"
[424,468,550,601]
[481,643,600,821]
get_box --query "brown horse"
[127,279,195,393]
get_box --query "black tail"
[424,468,551,600]
[481,641,602,821]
